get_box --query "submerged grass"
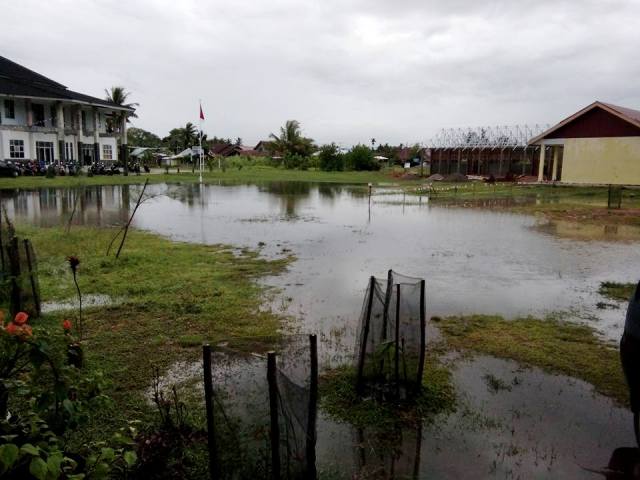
[16,225,292,411]
[319,352,456,429]
[437,315,627,406]
[599,281,636,302]
[415,182,640,227]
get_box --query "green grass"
[0,166,417,190]
[15,225,292,409]
[436,314,627,405]
[599,281,636,302]
[319,352,456,429]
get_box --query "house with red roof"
[529,101,640,185]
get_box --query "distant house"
[0,55,135,165]
[529,101,640,184]
[254,140,274,154]
[209,143,261,157]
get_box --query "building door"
[81,144,94,165]
[555,146,564,181]
[35,141,54,165]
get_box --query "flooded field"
[2,182,640,478]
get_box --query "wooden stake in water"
[202,344,219,479]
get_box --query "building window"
[32,104,45,127]
[65,142,74,161]
[4,100,15,119]
[50,105,57,127]
[9,139,24,159]
[102,144,113,160]
[81,111,87,132]
[35,141,54,165]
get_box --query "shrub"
[318,144,344,171]
[283,153,309,170]
[45,166,56,178]
[346,145,379,171]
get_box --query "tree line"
[107,87,423,172]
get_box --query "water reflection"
[4,181,640,477]
[0,186,132,227]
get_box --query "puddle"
[41,294,116,313]
[152,346,635,478]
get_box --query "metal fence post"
[306,334,318,480]
[356,276,376,395]
[267,351,281,479]
[416,280,426,391]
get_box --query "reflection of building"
[529,101,640,185]
[1,185,131,227]
[0,55,135,165]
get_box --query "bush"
[45,166,56,178]
[283,153,309,170]
[345,145,379,171]
[318,144,344,171]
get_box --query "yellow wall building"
[529,101,640,185]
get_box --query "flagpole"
[199,100,203,184]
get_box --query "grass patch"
[599,281,635,302]
[438,315,627,405]
[14,224,292,417]
[319,353,456,429]
[0,166,421,190]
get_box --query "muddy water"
[3,182,640,478]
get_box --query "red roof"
[529,101,640,144]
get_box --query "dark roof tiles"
[0,55,134,112]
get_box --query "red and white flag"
[199,103,205,121]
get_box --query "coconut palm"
[104,86,138,119]
[268,120,314,157]
[182,122,197,149]
[105,86,138,174]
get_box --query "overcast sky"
[3,0,640,146]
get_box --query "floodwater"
[3,182,640,478]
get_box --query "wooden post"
[416,280,426,391]
[267,352,281,479]
[356,276,376,395]
[23,239,40,316]
[202,344,219,480]
[8,237,21,316]
[394,284,400,400]
[306,334,318,480]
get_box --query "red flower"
[14,312,29,326]
[5,323,17,335]
[62,319,72,331]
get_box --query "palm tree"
[105,86,138,175]
[104,86,138,119]
[268,120,314,157]
[182,122,197,149]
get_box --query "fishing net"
[355,270,426,400]
[205,334,317,479]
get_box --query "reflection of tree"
[261,182,312,217]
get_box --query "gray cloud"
[2,0,639,146]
